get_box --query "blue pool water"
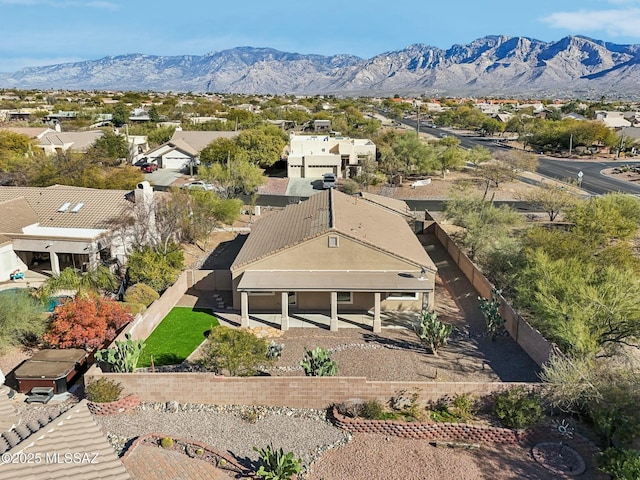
[0,288,70,312]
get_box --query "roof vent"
[70,202,84,213]
[57,202,72,212]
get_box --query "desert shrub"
[341,178,360,194]
[160,437,174,449]
[253,444,302,480]
[493,386,543,429]
[452,393,476,421]
[300,347,338,376]
[121,302,146,316]
[390,390,425,421]
[197,326,272,376]
[0,289,47,352]
[124,283,159,306]
[85,378,123,403]
[359,400,386,420]
[43,295,132,350]
[598,448,640,480]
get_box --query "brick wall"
[433,222,557,366]
[85,365,526,409]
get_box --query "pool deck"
[0,270,49,291]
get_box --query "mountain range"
[2,35,640,98]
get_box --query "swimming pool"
[0,288,71,312]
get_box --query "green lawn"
[138,307,219,367]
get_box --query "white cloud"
[0,0,117,8]
[542,8,640,39]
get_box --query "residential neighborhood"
[0,89,639,480]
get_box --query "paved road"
[396,116,640,196]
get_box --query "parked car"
[140,162,158,173]
[322,173,337,189]
[182,180,216,191]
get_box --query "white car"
[182,181,216,191]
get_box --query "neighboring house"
[35,130,104,155]
[287,132,377,179]
[595,111,632,129]
[144,130,239,171]
[0,182,154,281]
[0,126,56,140]
[230,189,436,333]
[267,119,296,130]
[0,399,131,480]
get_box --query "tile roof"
[169,130,239,153]
[0,127,54,139]
[37,131,104,151]
[231,189,436,271]
[0,387,16,433]
[0,186,133,230]
[0,400,131,480]
[0,198,40,234]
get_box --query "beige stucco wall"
[232,232,434,311]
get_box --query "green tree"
[235,127,287,168]
[467,145,492,167]
[520,184,577,222]
[188,190,242,249]
[565,193,640,246]
[198,157,265,198]
[0,290,47,352]
[435,136,466,178]
[126,245,184,293]
[86,130,128,166]
[111,104,129,127]
[444,192,522,260]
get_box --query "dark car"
[140,163,158,173]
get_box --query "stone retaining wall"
[87,393,140,416]
[332,407,520,444]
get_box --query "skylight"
[70,202,84,213]
[57,202,72,212]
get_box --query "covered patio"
[236,270,433,333]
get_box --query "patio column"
[240,291,249,327]
[373,292,381,333]
[280,292,289,331]
[330,291,338,331]
[50,251,60,276]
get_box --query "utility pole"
[569,133,573,156]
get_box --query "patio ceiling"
[237,270,434,292]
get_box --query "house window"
[328,236,339,248]
[387,292,419,300]
[248,291,275,296]
[337,292,352,304]
[288,292,297,305]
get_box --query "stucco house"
[0,182,154,282]
[144,130,240,171]
[230,189,436,333]
[287,132,376,179]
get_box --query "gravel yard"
[95,404,348,472]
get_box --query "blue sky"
[2,0,640,72]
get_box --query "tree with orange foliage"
[43,296,132,350]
